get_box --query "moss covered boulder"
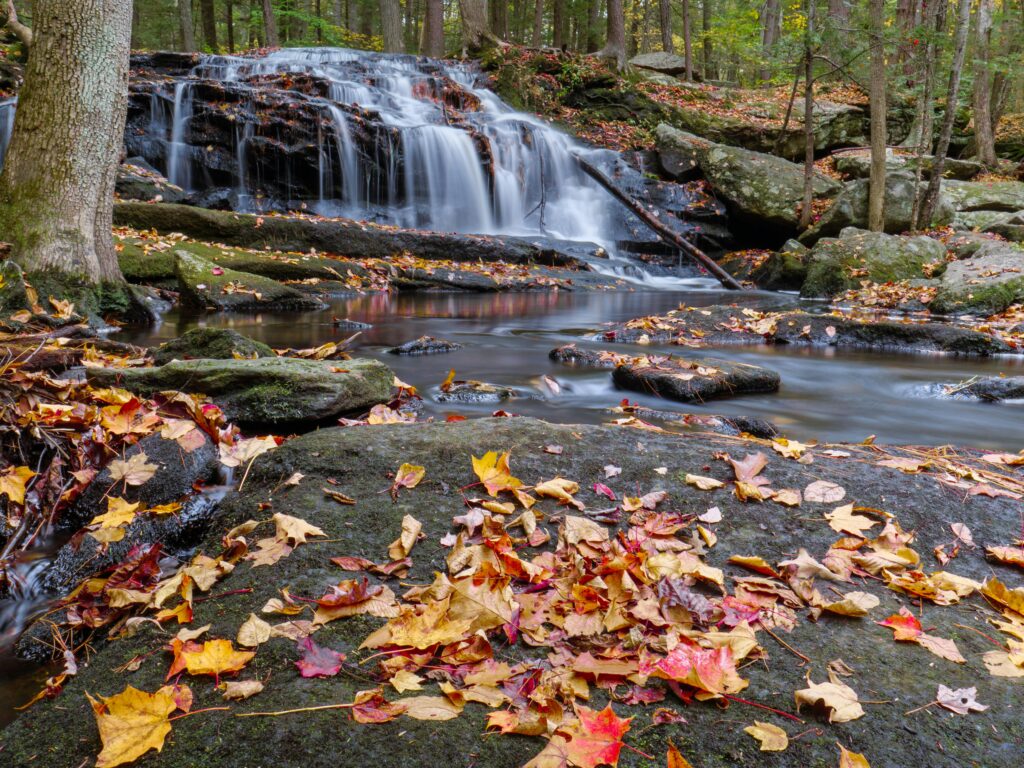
[3,419,1023,767]
[943,180,1024,212]
[151,328,275,365]
[175,251,326,312]
[833,151,982,181]
[931,239,1024,315]
[87,357,393,427]
[801,228,947,298]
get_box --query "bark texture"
[200,0,218,50]
[659,0,673,52]
[867,0,887,232]
[972,0,996,167]
[421,0,445,56]
[0,0,132,285]
[598,0,626,69]
[262,0,279,47]
[380,0,404,52]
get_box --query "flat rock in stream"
[175,251,326,312]
[86,357,393,427]
[151,328,275,365]
[603,304,1010,355]
[435,380,530,404]
[388,336,463,355]
[612,354,781,402]
[4,418,1023,768]
[942,376,1024,402]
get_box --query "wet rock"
[0,260,30,315]
[629,52,691,76]
[67,430,219,531]
[655,124,841,232]
[548,344,620,368]
[947,376,1024,402]
[943,180,1024,212]
[801,228,947,298]
[931,239,1024,315]
[610,404,780,438]
[116,160,186,203]
[435,381,520,403]
[612,355,781,403]
[114,202,598,269]
[388,336,463,356]
[151,328,275,365]
[174,250,326,312]
[7,418,1022,768]
[800,172,955,244]
[833,151,982,181]
[603,304,1010,355]
[332,318,372,330]
[87,357,394,428]
[752,239,809,290]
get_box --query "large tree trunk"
[554,0,567,48]
[586,0,602,52]
[459,0,500,51]
[179,0,197,51]
[658,0,673,52]
[972,0,996,167]
[421,0,445,56]
[531,0,543,47]
[262,0,279,46]
[200,0,218,50]
[759,0,782,82]
[380,0,404,51]
[867,0,887,232]
[597,0,626,68]
[0,0,131,287]
[682,0,691,79]
[918,0,971,228]
[799,0,816,230]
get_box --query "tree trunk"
[490,0,509,39]
[586,0,602,52]
[658,0,672,52]
[3,0,33,49]
[459,0,499,51]
[262,0,279,46]
[918,0,971,228]
[179,0,197,51]
[380,0,403,51]
[702,0,712,79]
[226,0,236,52]
[422,0,445,56]
[598,0,626,68]
[867,0,887,232]
[200,0,218,50]
[682,0,691,79]
[532,0,543,47]
[554,0,567,48]
[972,0,996,167]
[0,0,132,287]
[799,0,815,230]
[759,0,781,82]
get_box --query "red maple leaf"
[294,637,346,678]
[562,704,632,768]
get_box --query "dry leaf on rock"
[108,452,158,487]
[388,514,423,560]
[237,613,271,648]
[837,744,871,768]
[794,674,864,723]
[936,685,988,714]
[88,685,177,768]
[744,721,788,752]
[220,680,264,701]
[804,480,845,503]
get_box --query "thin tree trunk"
[380,0,403,51]
[867,0,887,232]
[972,0,996,167]
[702,0,712,79]
[799,0,815,230]
[918,0,971,228]
[532,0,543,47]
[682,0,691,79]
[908,0,943,228]
[200,0,218,50]
[658,0,672,52]
[262,0,279,46]
[0,0,132,286]
[760,0,782,82]
[422,0,445,56]
[586,0,602,52]
[554,0,567,48]
[226,0,236,52]
[179,0,197,51]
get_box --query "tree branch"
[2,0,33,49]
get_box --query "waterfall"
[0,99,16,170]
[166,81,193,190]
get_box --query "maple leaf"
[108,452,158,487]
[390,462,425,499]
[88,686,177,768]
[804,480,846,503]
[987,545,1024,569]
[936,685,988,714]
[237,613,272,647]
[272,512,325,545]
[727,452,770,501]
[837,744,871,768]
[982,577,1024,616]
[794,674,864,723]
[653,644,747,695]
[471,451,522,496]
[388,514,423,560]
[350,688,408,723]
[167,639,254,681]
[546,704,632,768]
[0,465,35,506]
[744,721,789,752]
[88,497,142,544]
[666,741,694,768]
[822,591,879,617]
[825,504,878,537]
[876,607,922,640]
[295,637,346,678]
[535,477,584,509]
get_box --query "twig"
[721,693,804,723]
[762,625,811,664]
[237,702,356,717]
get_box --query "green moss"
[931,274,1024,315]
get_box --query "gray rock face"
[174,251,326,312]
[151,328,275,365]
[943,180,1024,212]
[801,228,947,297]
[800,173,955,244]
[611,355,781,403]
[435,381,519,403]
[116,160,186,203]
[952,376,1024,401]
[931,239,1024,315]
[629,52,690,75]
[87,357,394,427]
[655,124,841,230]
[388,336,463,356]
[833,152,982,181]
[984,211,1024,242]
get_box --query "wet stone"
[388,336,463,356]
[612,354,781,403]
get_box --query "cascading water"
[165,81,193,190]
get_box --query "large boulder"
[931,239,1024,315]
[4,418,1024,768]
[656,124,841,232]
[174,250,326,312]
[629,52,690,76]
[943,180,1024,212]
[950,376,1024,401]
[151,328,275,365]
[87,357,394,427]
[801,228,947,298]
[983,211,1024,242]
[612,355,781,402]
[833,151,982,181]
[800,173,955,244]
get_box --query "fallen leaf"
[168,639,254,680]
[391,463,425,498]
[219,680,264,701]
[237,613,271,648]
[472,451,522,496]
[398,695,463,721]
[837,743,870,768]
[825,504,877,537]
[0,465,35,506]
[685,473,724,490]
[794,675,864,723]
[388,514,423,560]
[108,452,158,487]
[804,480,845,504]
[88,686,177,768]
[666,741,694,768]
[936,685,988,714]
[744,721,788,752]
[295,637,346,678]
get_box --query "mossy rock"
[3,419,1023,767]
[174,250,325,312]
[151,328,275,365]
[931,240,1024,314]
[942,180,1024,212]
[751,240,809,290]
[86,356,393,427]
[0,260,29,314]
[801,229,947,298]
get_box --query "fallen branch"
[572,154,742,290]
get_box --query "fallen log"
[573,154,743,289]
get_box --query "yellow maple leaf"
[0,465,35,506]
[88,497,142,544]
[87,686,177,768]
[471,451,522,496]
[744,721,789,751]
[108,452,158,487]
[170,639,255,679]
